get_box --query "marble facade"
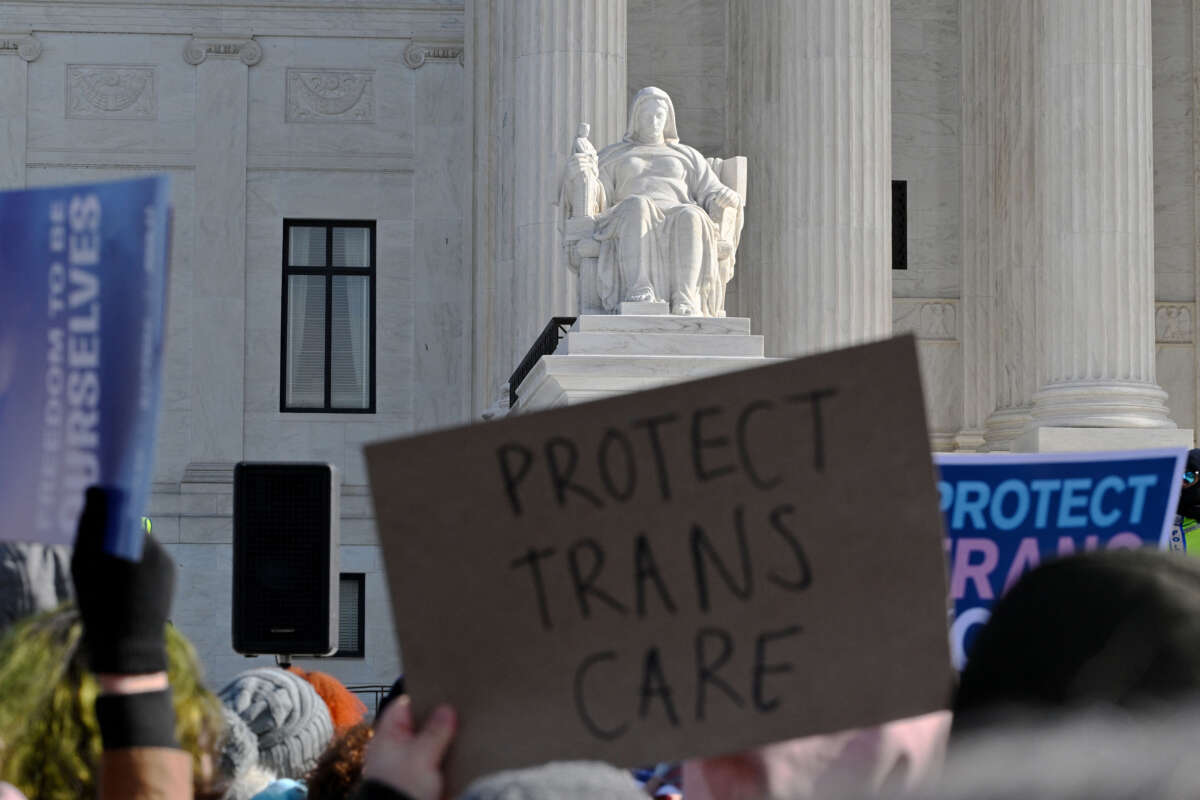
[2,0,1200,685]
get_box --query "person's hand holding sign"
[359,696,458,800]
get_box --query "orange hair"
[287,667,367,734]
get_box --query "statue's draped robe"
[593,140,729,315]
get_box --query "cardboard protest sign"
[365,336,954,785]
[936,449,1186,668]
[0,176,170,560]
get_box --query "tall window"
[333,572,365,658]
[281,220,376,412]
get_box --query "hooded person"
[219,667,335,781]
[565,85,741,316]
[1172,449,1200,553]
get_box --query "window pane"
[289,226,327,266]
[332,227,370,268]
[286,275,326,408]
[338,575,362,656]
[330,275,371,409]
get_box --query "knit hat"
[218,705,259,782]
[287,666,367,733]
[219,667,334,779]
[459,761,647,800]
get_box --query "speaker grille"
[233,463,336,655]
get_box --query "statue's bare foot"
[626,286,656,303]
[671,302,699,316]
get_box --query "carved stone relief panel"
[893,300,958,341]
[1155,303,1194,343]
[66,65,157,119]
[285,68,375,123]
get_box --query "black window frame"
[280,219,377,413]
[332,572,366,659]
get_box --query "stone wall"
[627,0,727,155]
[0,1,468,688]
[1154,0,1197,433]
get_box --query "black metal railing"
[508,316,577,408]
[346,683,393,717]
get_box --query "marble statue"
[561,86,746,316]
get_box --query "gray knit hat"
[218,706,258,781]
[458,761,647,800]
[218,667,334,779]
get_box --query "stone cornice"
[0,32,41,62]
[183,34,262,65]
[0,4,463,39]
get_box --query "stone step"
[572,314,752,335]
[563,330,765,357]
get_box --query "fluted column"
[1027,0,1174,431]
[729,0,891,356]
[467,0,626,414]
[984,1,1043,449]
[955,1,997,451]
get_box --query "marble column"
[955,2,996,452]
[958,1,1043,451]
[1023,0,1177,440]
[728,0,892,356]
[0,33,39,190]
[185,37,260,467]
[467,0,626,414]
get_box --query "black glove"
[71,486,175,674]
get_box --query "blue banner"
[0,176,170,560]
[936,449,1186,668]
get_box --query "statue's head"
[625,86,679,145]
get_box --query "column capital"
[0,32,41,62]
[183,35,262,67]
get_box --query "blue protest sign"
[0,176,170,560]
[936,449,1186,668]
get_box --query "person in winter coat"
[0,489,225,800]
[0,487,224,800]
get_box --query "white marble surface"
[191,56,249,463]
[728,0,892,357]
[1031,0,1174,431]
[574,314,751,335]
[1152,0,1194,300]
[628,0,726,155]
[890,0,961,301]
[1015,426,1194,454]
[1158,343,1196,430]
[468,0,626,415]
[514,353,775,412]
[0,51,28,189]
[563,331,764,357]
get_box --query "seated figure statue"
[561,86,745,317]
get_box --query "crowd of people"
[5,448,1200,799]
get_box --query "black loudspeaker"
[233,462,340,656]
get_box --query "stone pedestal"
[512,315,770,413]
